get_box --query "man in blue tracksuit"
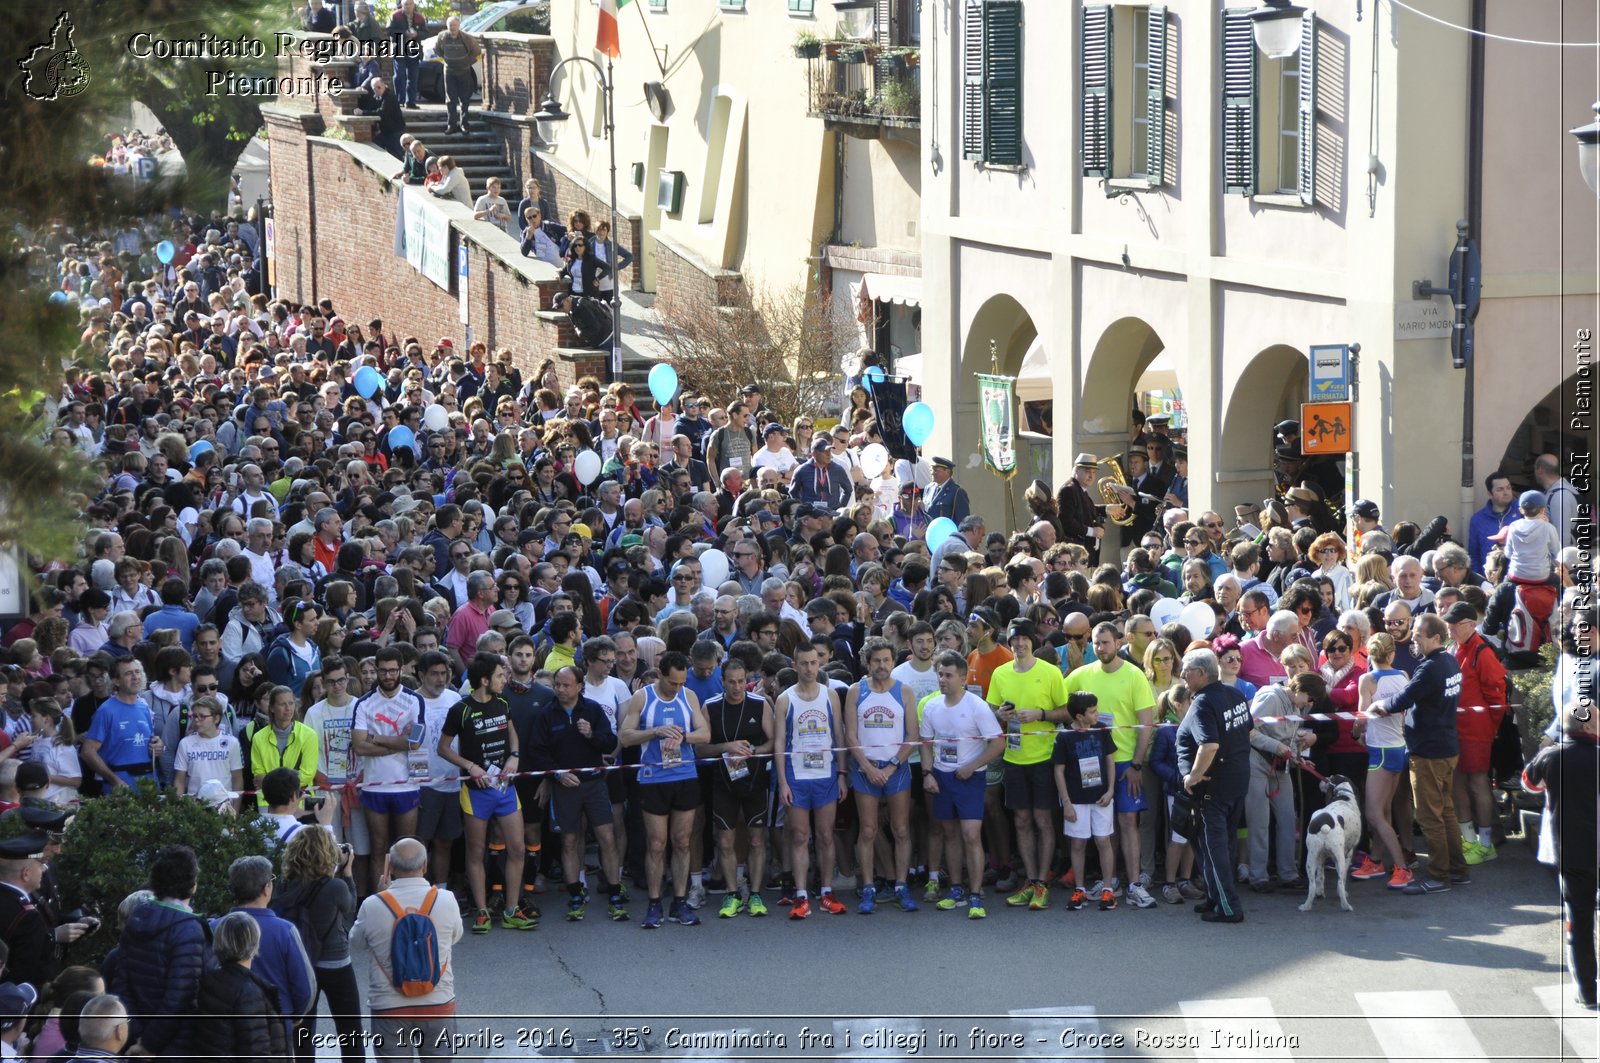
[1176,649,1252,924]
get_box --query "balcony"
[799,43,920,142]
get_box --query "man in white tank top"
[775,644,846,920]
[844,637,917,914]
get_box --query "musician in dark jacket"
[194,912,290,1063]
[1057,454,1108,565]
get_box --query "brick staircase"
[402,105,519,195]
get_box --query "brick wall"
[652,231,748,310]
[482,33,555,119]
[266,109,584,391]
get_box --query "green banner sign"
[976,373,1018,478]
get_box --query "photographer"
[274,825,361,1063]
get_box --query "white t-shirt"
[267,813,335,842]
[34,740,82,804]
[751,446,798,479]
[919,691,1002,774]
[421,690,463,793]
[174,732,243,796]
[353,686,424,791]
[891,661,940,764]
[584,675,633,732]
[304,698,356,784]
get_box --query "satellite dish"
[644,81,672,123]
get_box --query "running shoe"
[471,908,492,934]
[936,885,967,910]
[707,874,729,895]
[1127,882,1156,909]
[685,883,708,910]
[1178,880,1205,901]
[1402,878,1451,895]
[924,877,943,903]
[1110,877,1124,898]
[746,893,769,917]
[671,899,701,926]
[487,888,506,914]
[1350,856,1388,880]
[1161,883,1183,905]
[1066,888,1088,910]
[1006,881,1037,907]
[1057,868,1077,889]
[719,894,744,919]
[1475,843,1498,862]
[994,868,1020,893]
[1461,840,1490,865]
[778,877,796,906]
[607,895,629,922]
[817,892,847,915]
[789,898,811,920]
[1097,888,1117,911]
[517,891,541,921]
[967,896,987,920]
[502,904,539,931]
[857,885,876,915]
[566,896,585,921]
[894,885,919,912]
[1386,867,1414,891]
[1028,884,1050,911]
[641,900,663,929]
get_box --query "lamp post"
[1249,0,1307,59]
[1571,101,1600,197]
[534,56,623,382]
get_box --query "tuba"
[1097,457,1136,526]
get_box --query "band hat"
[931,456,956,470]
[1234,503,1262,520]
[1073,453,1099,468]
[1284,485,1320,506]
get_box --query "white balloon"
[573,450,603,486]
[699,548,730,589]
[859,442,889,479]
[1179,600,1216,640]
[424,404,449,432]
[1148,597,1184,629]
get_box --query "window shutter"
[876,0,894,45]
[962,0,984,160]
[1221,9,1257,196]
[983,0,1023,166]
[1145,5,1168,185]
[1081,5,1112,178]
[1297,11,1318,205]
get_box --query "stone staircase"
[402,105,519,195]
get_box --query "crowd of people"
[0,199,1596,1060]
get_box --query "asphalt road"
[309,834,1599,1062]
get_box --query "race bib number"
[722,752,750,781]
[803,751,826,772]
[1006,718,1023,752]
[662,744,682,768]
[407,749,430,783]
[1078,754,1103,789]
[937,741,959,767]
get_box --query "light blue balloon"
[188,439,214,463]
[863,365,886,384]
[48,291,69,306]
[387,425,414,450]
[648,363,679,408]
[925,517,957,552]
[156,240,176,264]
[903,401,936,447]
[353,365,382,399]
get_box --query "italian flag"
[597,0,631,58]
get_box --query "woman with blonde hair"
[1142,637,1182,697]
[273,826,361,1063]
[1349,632,1417,888]
[1279,643,1315,678]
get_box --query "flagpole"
[605,56,622,384]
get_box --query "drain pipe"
[1459,0,1485,536]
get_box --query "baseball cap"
[1441,602,1479,624]
[14,762,48,794]
[489,609,521,631]
[1519,489,1547,512]
[764,423,787,437]
[1352,499,1380,521]
[0,983,38,1032]
[811,436,831,452]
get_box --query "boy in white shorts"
[1052,692,1117,911]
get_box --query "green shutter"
[962,0,984,160]
[1297,11,1317,204]
[1146,5,1167,185]
[1221,9,1257,196]
[984,0,1023,166]
[1081,5,1112,178]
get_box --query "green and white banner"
[976,373,1018,478]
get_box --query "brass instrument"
[1097,457,1136,526]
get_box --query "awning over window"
[860,272,922,308]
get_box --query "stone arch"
[1494,369,1599,489]
[1219,344,1311,506]
[1079,317,1169,439]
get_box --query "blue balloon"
[48,291,68,305]
[156,240,176,265]
[353,366,383,399]
[903,401,936,447]
[387,425,414,450]
[188,439,214,463]
[648,363,679,408]
[863,365,886,384]
[925,517,957,552]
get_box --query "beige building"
[919,0,1598,535]
[536,0,923,372]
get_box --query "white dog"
[1299,774,1360,912]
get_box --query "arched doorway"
[1219,344,1312,512]
[959,295,1038,531]
[1494,372,1600,490]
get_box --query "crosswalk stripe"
[1178,996,1296,1060]
[1356,989,1487,1062]
[1533,984,1600,1063]
[1010,1006,1103,1058]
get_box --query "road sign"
[1301,401,1353,455]
[1308,344,1351,401]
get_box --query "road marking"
[1533,984,1600,1063]
[1355,990,1487,1062]
[1010,1006,1103,1058]
[1178,996,1296,1060]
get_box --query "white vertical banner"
[458,243,469,325]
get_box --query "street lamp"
[1249,0,1306,60]
[1571,100,1600,197]
[534,56,623,382]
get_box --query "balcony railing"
[800,44,920,138]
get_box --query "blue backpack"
[378,887,444,996]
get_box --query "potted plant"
[823,32,848,60]
[840,42,867,63]
[793,29,822,58]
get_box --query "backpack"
[271,877,327,965]
[1505,583,1557,666]
[378,887,444,997]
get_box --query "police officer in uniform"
[0,832,91,989]
[923,457,971,525]
[1176,649,1253,924]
